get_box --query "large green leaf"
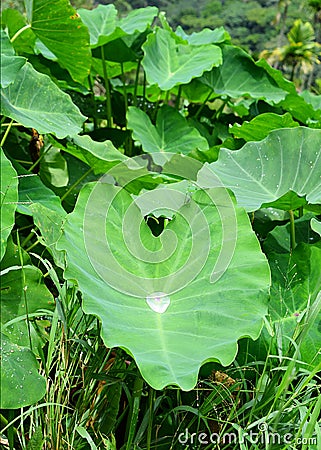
[25,0,91,83]
[0,334,46,409]
[199,45,287,104]
[57,170,270,390]
[142,28,222,91]
[267,244,321,367]
[1,62,86,138]
[127,106,208,154]
[202,127,321,212]
[0,151,18,261]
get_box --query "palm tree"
[260,19,321,88]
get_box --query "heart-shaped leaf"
[0,334,46,409]
[201,127,321,212]
[1,62,86,138]
[0,151,18,261]
[57,176,270,390]
[127,105,208,154]
[25,0,91,83]
[142,28,222,91]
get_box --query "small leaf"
[1,62,86,138]
[0,334,46,409]
[40,147,69,188]
[128,106,209,154]
[142,28,222,91]
[311,218,321,236]
[0,264,55,348]
[175,26,230,45]
[267,244,321,367]
[0,151,18,261]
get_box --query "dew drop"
[146,292,171,314]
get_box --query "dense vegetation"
[1,0,321,449]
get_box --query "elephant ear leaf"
[25,0,91,83]
[57,179,270,391]
[201,127,321,211]
[142,28,222,91]
[0,334,46,409]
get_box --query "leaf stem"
[10,24,31,43]
[0,119,13,147]
[100,46,113,128]
[121,62,128,122]
[194,90,213,120]
[289,210,296,251]
[175,85,182,109]
[143,70,147,112]
[88,75,98,130]
[133,60,141,107]
[60,167,93,202]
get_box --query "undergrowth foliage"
[0,1,321,449]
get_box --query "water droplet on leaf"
[146,292,171,314]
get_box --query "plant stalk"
[100,46,113,128]
[289,210,296,251]
[133,60,141,107]
[121,62,128,122]
[175,85,182,109]
[60,167,93,202]
[0,119,14,147]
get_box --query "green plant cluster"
[1,0,321,449]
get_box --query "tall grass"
[1,257,320,450]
